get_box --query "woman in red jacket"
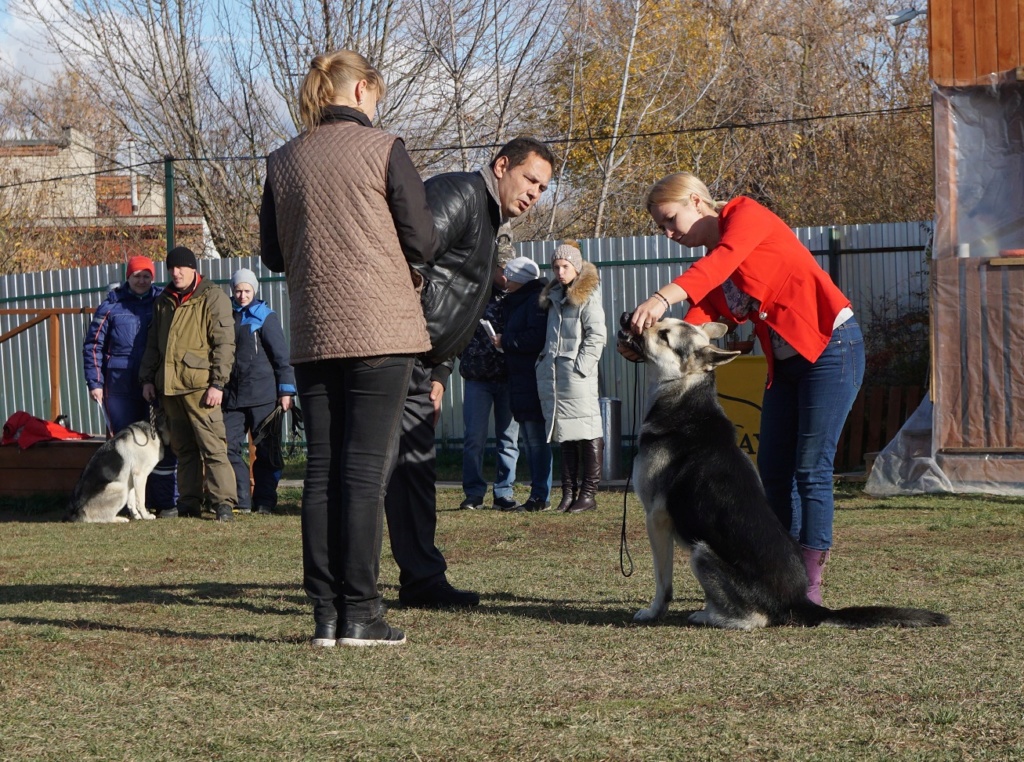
[627,172,864,605]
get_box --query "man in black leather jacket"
[385,136,555,608]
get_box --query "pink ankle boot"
[801,546,830,605]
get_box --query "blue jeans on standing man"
[757,318,865,552]
[461,379,519,501]
[517,418,552,503]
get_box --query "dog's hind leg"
[687,543,768,630]
[634,506,675,622]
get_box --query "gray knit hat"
[230,268,259,296]
[551,240,583,273]
[504,256,541,284]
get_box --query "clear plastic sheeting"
[865,396,954,496]
[926,81,1024,495]
[933,81,1024,263]
[866,395,1024,497]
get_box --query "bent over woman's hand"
[629,284,688,334]
[629,296,668,334]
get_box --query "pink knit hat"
[551,240,583,273]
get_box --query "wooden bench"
[0,438,106,497]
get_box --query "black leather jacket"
[415,171,501,364]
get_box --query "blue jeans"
[518,418,552,502]
[462,379,519,500]
[758,318,865,551]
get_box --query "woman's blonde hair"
[299,50,387,132]
[646,172,724,213]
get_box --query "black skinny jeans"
[295,355,414,623]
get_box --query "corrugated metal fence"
[0,221,931,454]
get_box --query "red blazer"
[674,197,851,383]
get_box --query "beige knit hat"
[551,239,583,273]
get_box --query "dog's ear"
[698,322,731,340]
[697,345,741,371]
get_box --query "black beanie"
[166,246,198,270]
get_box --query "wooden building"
[929,0,1024,488]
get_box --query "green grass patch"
[2,487,1023,760]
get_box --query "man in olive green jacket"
[140,246,237,521]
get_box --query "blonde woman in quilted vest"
[259,49,438,647]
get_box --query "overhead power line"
[0,103,931,191]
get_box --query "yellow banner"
[715,356,767,461]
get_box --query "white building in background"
[0,127,164,218]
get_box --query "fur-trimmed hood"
[539,260,600,309]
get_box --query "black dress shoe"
[459,496,485,510]
[312,620,338,648]
[399,579,480,609]
[493,496,520,512]
[339,617,405,646]
[522,498,551,512]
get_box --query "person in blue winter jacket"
[223,268,297,515]
[82,255,178,511]
[494,256,552,511]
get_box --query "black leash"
[619,361,644,577]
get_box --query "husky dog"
[617,314,949,629]
[65,419,168,523]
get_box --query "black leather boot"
[569,438,604,514]
[556,441,580,512]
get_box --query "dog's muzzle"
[616,311,645,363]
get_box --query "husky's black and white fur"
[65,420,168,523]
[618,315,949,629]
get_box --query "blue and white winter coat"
[83,283,162,397]
[224,299,297,410]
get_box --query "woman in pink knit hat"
[537,240,607,514]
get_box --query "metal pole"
[828,227,841,290]
[164,155,175,252]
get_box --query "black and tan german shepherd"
[617,314,949,630]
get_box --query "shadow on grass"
[0,581,307,615]
[2,615,296,643]
[378,584,705,628]
[2,582,708,639]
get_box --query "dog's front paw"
[140,510,156,520]
[634,604,667,623]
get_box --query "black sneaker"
[399,579,480,609]
[157,507,178,519]
[311,620,337,648]
[339,617,406,647]
[255,505,274,515]
[522,498,551,512]
[178,506,202,518]
[215,504,235,522]
[493,496,520,512]
[459,496,485,510]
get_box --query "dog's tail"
[794,603,950,629]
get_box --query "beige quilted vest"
[267,122,430,363]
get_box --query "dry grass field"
[1,484,1022,761]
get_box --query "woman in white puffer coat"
[537,240,607,513]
